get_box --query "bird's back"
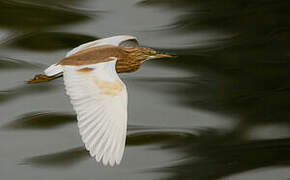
[58,45,128,66]
[58,45,142,73]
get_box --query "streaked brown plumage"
[58,45,157,73]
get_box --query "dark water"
[1,0,290,179]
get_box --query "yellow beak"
[149,53,176,59]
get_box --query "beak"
[149,53,176,59]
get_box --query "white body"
[44,35,138,166]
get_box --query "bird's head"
[117,47,176,73]
[125,47,175,63]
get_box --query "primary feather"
[63,59,127,166]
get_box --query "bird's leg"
[26,73,63,84]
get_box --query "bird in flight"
[27,35,174,166]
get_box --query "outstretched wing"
[44,35,138,76]
[66,35,138,57]
[62,58,127,166]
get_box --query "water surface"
[1,0,290,179]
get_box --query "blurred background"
[1,0,290,179]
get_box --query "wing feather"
[65,35,137,57]
[62,59,127,166]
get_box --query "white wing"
[44,35,137,76]
[62,58,127,166]
[65,35,137,57]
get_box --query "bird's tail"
[26,74,62,84]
